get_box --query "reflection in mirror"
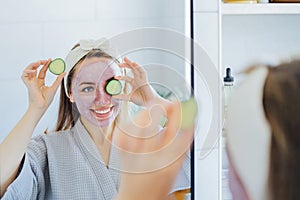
[0,0,193,200]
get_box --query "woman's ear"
[69,93,75,103]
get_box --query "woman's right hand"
[21,59,65,112]
[114,102,194,200]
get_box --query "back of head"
[226,59,300,200]
[263,60,300,200]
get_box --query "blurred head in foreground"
[226,59,300,200]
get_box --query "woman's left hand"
[113,57,166,107]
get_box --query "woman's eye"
[81,86,94,93]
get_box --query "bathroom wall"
[222,15,300,82]
[0,0,186,141]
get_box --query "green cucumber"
[49,58,65,75]
[105,79,122,95]
[180,97,198,129]
[159,116,168,127]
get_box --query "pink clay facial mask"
[72,61,122,127]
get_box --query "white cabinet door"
[193,11,221,200]
[194,0,218,12]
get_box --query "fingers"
[130,104,165,139]
[148,103,167,130]
[22,68,37,80]
[22,59,50,81]
[114,75,133,85]
[50,72,66,92]
[164,101,194,152]
[115,108,160,153]
[119,57,145,78]
[112,93,130,101]
[38,59,51,79]
[115,101,194,174]
[130,59,147,76]
[162,102,181,143]
[26,60,50,71]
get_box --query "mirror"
[0,0,193,199]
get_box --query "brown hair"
[263,60,300,200]
[55,44,123,131]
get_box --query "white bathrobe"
[3,120,190,200]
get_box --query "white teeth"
[94,108,111,114]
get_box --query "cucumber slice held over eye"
[180,97,198,129]
[48,58,66,75]
[105,79,122,95]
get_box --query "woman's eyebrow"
[79,82,95,86]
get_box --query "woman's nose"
[95,86,111,105]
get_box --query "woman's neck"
[80,117,113,166]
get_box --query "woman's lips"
[91,106,114,119]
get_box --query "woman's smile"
[91,106,114,119]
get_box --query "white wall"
[0,0,185,142]
[222,15,300,82]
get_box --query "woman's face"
[70,57,122,127]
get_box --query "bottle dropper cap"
[224,67,234,83]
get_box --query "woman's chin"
[91,113,118,128]
[80,106,120,128]
[94,119,113,127]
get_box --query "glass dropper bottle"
[223,67,234,123]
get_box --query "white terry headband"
[226,67,271,200]
[64,38,112,97]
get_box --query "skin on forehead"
[73,57,121,82]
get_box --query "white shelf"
[222,3,300,15]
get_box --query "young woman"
[0,39,191,199]
[226,59,300,200]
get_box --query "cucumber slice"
[180,97,198,129]
[49,58,65,75]
[159,116,168,127]
[105,79,122,95]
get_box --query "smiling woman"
[69,59,123,128]
[0,38,191,200]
